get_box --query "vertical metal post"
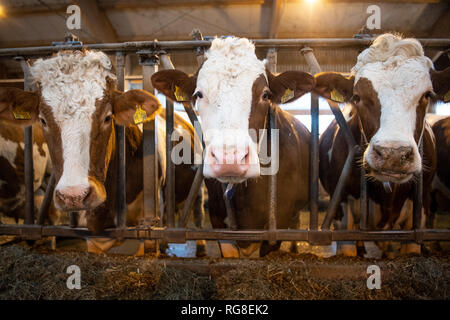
[413,139,424,229]
[360,154,368,230]
[115,51,127,228]
[268,106,277,245]
[165,98,175,228]
[17,57,35,225]
[301,47,321,231]
[37,174,56,225]
[309,93,319,231]
[139,52,160,226]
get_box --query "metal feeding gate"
[0,37,450,248]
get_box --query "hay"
[0,244,449,300]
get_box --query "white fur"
[30,51,115,190]
[353,34,433,174]
[195,37,267,182]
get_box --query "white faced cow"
[315,33,449,256]
[152,37,314,257]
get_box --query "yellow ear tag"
[444,90,450,103]
[174,85,189,102]
[280,88,295,104]
[133,105,147,125]
[330,89,345,103]
[13,108,31,120]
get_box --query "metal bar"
[328,100,357,148]
[165,98,175,228]
[178,166,204,228]
[1,224,450,242]
[115,51,127,228]
[1,38,449,57]
[140,54,160,226]
[37,173,55,225]
[360,165,368,231]
[321,145,358,230]
[300,47,321,231]
[309,93,319,231]
[69,212,78,228]
[413,139,424,229]
[17,57,36,226]
[268,106,278,244]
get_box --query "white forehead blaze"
[30,51,115,189]
[352,34,433,172]
[196,37,266,141]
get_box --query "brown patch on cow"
[249,75,270,139]
[352,77,381,141]
[414,92,430,143]
[0,87,39,125]
[38,99,64,183]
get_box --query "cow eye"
[424,91,434,100]
[262,90,270,100]
[39,117,47,126]
[104,114,112,123]
[193,91,203,99]
[351,94,360,104]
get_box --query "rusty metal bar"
[1,38,449,57]
[268,105,278,245]
[37,173,55,225]
[165,98,175,228]
[1,224,449,242]
[115,51,127,228]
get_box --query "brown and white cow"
[314,33,449,256]
[0,121,54,223]
[152,37,313,257]
[0,50,204,254]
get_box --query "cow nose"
[372,143,414,168]
[209,146,250,177]
[55,185,92,211]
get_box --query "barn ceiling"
[0,0,448,78]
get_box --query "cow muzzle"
[365,141,419,184]
[204,144,260,183]
[54,179,106,211]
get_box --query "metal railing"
[0,37,449,248]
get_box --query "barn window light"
[305,0,318,4]
[0,5,5,18]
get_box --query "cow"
[0,121,55,223]
[0,50,204,254]
[430,116,450,215]
[314,33,449,257]
[152,37,314,257]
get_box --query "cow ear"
[0,87,39,125]
[151,69,197,102]
[313,72,354,103]
[430,67,450,103]
[113,89,162,126]
[267,71,315,104]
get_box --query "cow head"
[0,50,160,212]
[314,33,450,184]
[152,37,313,184]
